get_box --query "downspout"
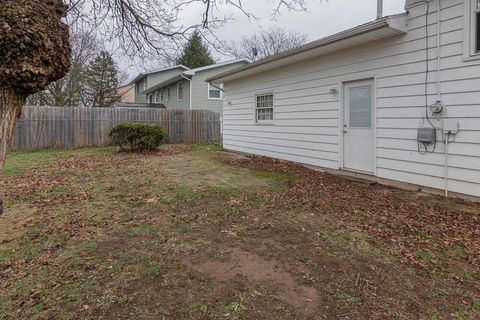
[436,0,448,197]
[181,74,193,110]
[436,0,441,104]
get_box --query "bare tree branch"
[228,26,308,61]
[65,0,321,61]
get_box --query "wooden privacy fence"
[10,106,221,151]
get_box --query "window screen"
[256,94,274,122]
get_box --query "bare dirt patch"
[188,245,320,317]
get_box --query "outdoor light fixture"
[329,88,338,95]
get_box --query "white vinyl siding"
[221,0,480,197]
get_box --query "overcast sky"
[124,0,406,77]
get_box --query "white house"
[209,0,480,199]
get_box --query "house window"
[476,10,480,52]
[464,0,480,58]
[177,81,184,101]
[154,91,159,103]
[166,87,171,101]
[148,94,153,104]
[160,89,165,102]
[255,93,274,123]
[143,78,147,91]
[136,84,140,95]
[208,83,222,100]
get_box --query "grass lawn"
[0,145,479,319]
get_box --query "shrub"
[109,123,165,151]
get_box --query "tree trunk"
[0,88,25,216]
[0,88,26,169]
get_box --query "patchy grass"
[0,145,479,319]
[3,147,115,175]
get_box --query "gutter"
[208,15,406,83]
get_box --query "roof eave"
[207,14,407,83]
[183,58,252,76]
[128,65,190,85]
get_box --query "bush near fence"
[10,106,221,151]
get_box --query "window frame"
[166,86,171,101]
[177,81,184,101]
[463,0,480,60]
[208,83,223,100]
[147,94,153,104]
[254,93,275,125]
[143,78,147,91]
[160,89,165,102]
[154,91,159,103]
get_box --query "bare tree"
[230,27,308,61]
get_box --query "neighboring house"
[130,65,190,104]
[131,59,250,112]
[117,84,135,103]
[208,0,480,199]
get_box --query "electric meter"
[430,101,444,115]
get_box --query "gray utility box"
[417,127,436,144]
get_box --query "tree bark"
[0,88,25,216]
[0,88,26,169]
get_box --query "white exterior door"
[343,80,375,173]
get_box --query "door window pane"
[349,86,372,128]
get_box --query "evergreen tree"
[176,31,215,68]
[84,50,120,107]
